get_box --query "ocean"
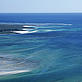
[0,13,82,82]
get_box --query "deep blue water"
[0,13,82,24]
[0,13,82,82]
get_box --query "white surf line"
[0,70,31,75]
[44,29,56,32]
[12,30,38,34]
[23,25,36,27]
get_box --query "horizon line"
[0,12,82,14]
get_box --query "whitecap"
[0,70,31,76]
[12,30,38,34]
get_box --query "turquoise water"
[0,13,82,82]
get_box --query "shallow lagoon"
[0,13,82,82]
